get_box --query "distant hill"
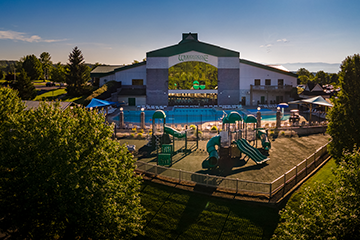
[275,62,341,73]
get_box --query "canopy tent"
[288,96,333,122]
[86,98,118,108]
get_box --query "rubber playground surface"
[118,133,330,183]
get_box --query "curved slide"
[164,126,186,138]
[204,135,221,168]
[258,129,271,151]
[234,139,269,164]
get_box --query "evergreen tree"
[11,68,36,100]
[66,46,91,96]
[51,62,67,84]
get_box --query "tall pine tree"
[11,68,36,100]
[66,46,91,96]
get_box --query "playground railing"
[135,141,330,201]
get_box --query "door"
[128,98,136,106]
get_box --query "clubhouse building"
[91,33,298,107]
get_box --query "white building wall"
[99,65,147,87]
[239,62,297,106]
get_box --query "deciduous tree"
[51,62,67,84]
[0,88,145,239]
[21,54,43,80]
[40,52,52,80]
[327,54,360,161]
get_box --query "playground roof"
[223,111,242,123]
[152,110,166,119]
[243,114,257,123]
[288,96,333,107]
[86,98,117,108]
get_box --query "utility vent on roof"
[180,33,198,43]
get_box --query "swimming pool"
[113,107,289,125]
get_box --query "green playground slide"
[164,126,186,138]
[234,139,269,164]
[257,129,271,150]
[206,135,221,168]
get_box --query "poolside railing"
[135,141,330,202]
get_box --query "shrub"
[211,126,218,131]
[130,133,135,138]
[136,133,143,139]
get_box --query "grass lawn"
[136,156,336,239]
[34,88,67,101]
[282,157,337,212]
[137,181,279,240]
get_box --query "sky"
[1,0,360,73]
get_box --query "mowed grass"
[137,181,279,240]
[34,88,67,100]
[284,157,337,211]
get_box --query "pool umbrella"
[277,103,288,117]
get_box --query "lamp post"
[119,107,124,129]
[140,108,145,129]
[256,107,261,129]
[276,106,281,129]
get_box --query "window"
[132,79,143,85]
[265,79,271,85]
[278,79,284,85]
[254,79,260,85]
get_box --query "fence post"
[206,174,209,187]
[155,165,158,176]
[236,178,239,194]
[269,182,272,199]
[296,165,298,183]
[283,174,286,196]
[179,169,182,183]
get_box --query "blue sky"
[1,0,359,72]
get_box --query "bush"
[136,133,143,139]
[211,125,218,131]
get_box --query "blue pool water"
[113,107,289,125]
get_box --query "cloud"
[0,30,66,43]
[276,38,288,43]
[260,44,272,48]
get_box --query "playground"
[117,110,330,184]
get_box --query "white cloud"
[277,38,288,43]
[0,30,66,43]
[260,44,272,48]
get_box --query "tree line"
[296,68,339,86]
[168,61,218,90]
[0,47,93,99]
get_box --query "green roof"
[243,114,257,123]
[223,111,242,123]
[147,33,239,58]
[240,59,298,78]
[152,110,166,119]
[90,62,146,78]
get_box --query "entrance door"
[241,97,246,106]
[261,96,265,104]
[128,98,136,106]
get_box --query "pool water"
[113,107,289,125]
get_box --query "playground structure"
[151,110,199,166]
[203,111,270,170]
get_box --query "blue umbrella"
[277,103,289,108]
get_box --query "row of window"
[254,79,284,86]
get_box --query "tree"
[327,54,360,161]
[11,68,36,100]
[66,46,91,96]
[40,52,52,80]
[272,151,360,240]
[296,68,313,84]
[314,70,329,85]
[0,88,145,239]
[51,62,67,84]
[21,54,43,80]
